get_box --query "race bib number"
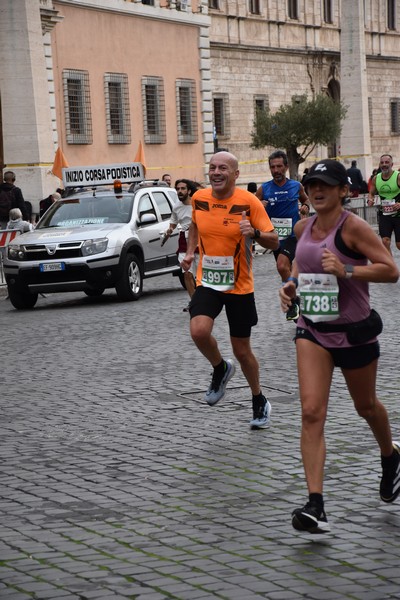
[299,273,339,322]
[201,255,235,291]
[271,217,292,240]
[381,199,397,215]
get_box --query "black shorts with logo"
[189,285,258,338]
[273,235,297,264]
[295,327,380,369]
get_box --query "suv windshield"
[37,194,134,228]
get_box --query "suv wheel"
[8,285,38,310]
[115,254,143,301]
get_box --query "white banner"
[62,163,144,188]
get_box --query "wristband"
[283,276,298,288]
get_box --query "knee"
[301,401,325,428]
[355,400,376,421]
[190,323,209,345]
[232,345,249,364]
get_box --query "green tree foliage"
[251,94,347,178]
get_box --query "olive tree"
[251,94,347,179]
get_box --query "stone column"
[0,0,62,213]
[340,0,372,182]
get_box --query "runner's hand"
[181,253,194,272]
[239,211,253,237]
[321,248,346,277]
[279,281,296,312]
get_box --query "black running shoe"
[286,297,300,322]
[292,501,330,534]
[380,442,400,503]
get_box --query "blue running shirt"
[261,179,301,238]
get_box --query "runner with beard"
[367,154,400,254]
[256,150,309,321]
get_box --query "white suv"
[4,164,183,309]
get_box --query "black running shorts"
[294,327,380,369]
[189,285,258,338]
[273,235,297,264]
[378,213,400,242]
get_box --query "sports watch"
[252,228,261,240]
[344,264,354,278]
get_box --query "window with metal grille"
[249,0,260,14]
[390,99,400,134]
[209,0,219,8]
[254,95,269,116]
[388,0,396,30]
[63,69,92,144]
[142,76,166,144]
[213,94,229,138]
[368,97,373,137]
[288,0,298,19]
[176,79,198,144]
[323,0,333,23]
[104,73,131,144]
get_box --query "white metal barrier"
[0,230,20,284]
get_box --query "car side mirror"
[138,213,157,225]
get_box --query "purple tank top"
[296,211,373,348]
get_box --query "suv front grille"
[21,242,83,261]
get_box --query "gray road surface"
[1,249,400,600]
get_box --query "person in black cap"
[279,158,400,534]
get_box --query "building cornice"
[40,1,64,34]
[210,41,400,63]
[54,0,210,26]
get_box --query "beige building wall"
[52,0,210,185]
[0,0,211,213]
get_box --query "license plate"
[39,262,65,272]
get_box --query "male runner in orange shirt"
[181,152,279,428]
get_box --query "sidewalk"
[0,245,400,600]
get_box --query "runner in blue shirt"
[256,150,309,321]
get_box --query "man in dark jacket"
[346,160,364,198]
[0,171,28,228]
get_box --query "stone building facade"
[209,0,400,184]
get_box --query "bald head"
[210,151,238,170]
[209,152,240,199]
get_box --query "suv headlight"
[8,245,25,260]
[81,238,108,256]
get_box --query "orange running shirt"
[191,187,274,294]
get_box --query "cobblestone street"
[1,249,400,600]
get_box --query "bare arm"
[180,221,198,272]
[367,176,377,205]
[161,222,177,246]
[299,184,309,207]
[239,211,279,250]
[278,219,306,311]
[322,214,399,283]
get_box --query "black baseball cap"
[303,159,350,187]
